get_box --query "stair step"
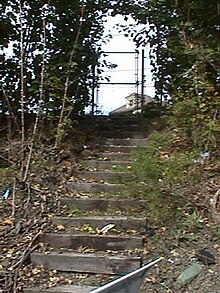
[26,115,152,293]
[106,138,148,146]
[100,131,148,139]
[66,181,124,193]
[40,233,143,251]
[61,197,148,212]
[95,121,140,130]
[80,160,132,170]
[107,145,138,153]
[96,118,139,125]
[31,252,142,274]
[52,216,146,233]
[98,152,132,161]
[24,285,96,293]
[77,116,141,131]
[102,124,139,129]
[79,171,132,181]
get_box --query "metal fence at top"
[91,49,147,115]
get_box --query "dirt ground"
[140,228,220,292]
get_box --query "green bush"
[128,131,200,223]
[167,64,220,151]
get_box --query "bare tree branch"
[55,0,86,147]
[19,0,25,179]
[23,8,47,182]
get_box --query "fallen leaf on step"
[56,224,65,231]
[4,218,13,225]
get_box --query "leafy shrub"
[183,211,203,232]
[167,64,220,151]
[142,102,164,119]
[128,131,201,223]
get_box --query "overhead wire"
[103,68,152,73]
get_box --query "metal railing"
[90,257,162,293]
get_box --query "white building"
[109,93,155,115]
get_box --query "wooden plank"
[52,216,146,233]
[107,146,138,153]
[106,138,148,146]
[97,123,139,131]
[80,160,132,170]
[79,171,132,181]
[31,252,141,274]
[24,285,96,293]
[100,131,147,139]
[66,181,124,193]
[40,233,143,251]
[61,198,148,212]
[97,152,132,161]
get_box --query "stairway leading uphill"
[24,116,151,293]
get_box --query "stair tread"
[40,232,143,250]
[79,170,131,175]
[41,232,142,239]
[61,197,148,212]
[53,215,146,221]
[32,251,141,258]
[24,285,96,293]
[80,160,131,164]
[67,181,124,186]
[61,197,147,203]
[79,160,132,171]
[105,138,148,146]
[96,152,132,161]
[31,251,142,274]
[66,181,125,193]
[27,116,151,291]
[78,170,132,182]
[106,145,138,153]
[52,215,146,234]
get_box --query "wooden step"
[52,216,146,233]
[100,131,148,139]
[107,146,138,153]
[106,138,148,146]
[40,233,143,251]
[66,181,125,193]
[106,123,139,129]
[98,152,132,161]
[80,160,132,170]
[95,117,139,125]
[31,252,142,274]
[78,171,132,181]
[24,285,96,293]
[61,197,148,212]
[96,122,140,131]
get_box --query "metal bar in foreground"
[90,257,162,293]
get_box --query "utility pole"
[141,49,145,111]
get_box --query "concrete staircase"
[25,116,150,293]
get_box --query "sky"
[97,15,155,114]
[1,13,155,115]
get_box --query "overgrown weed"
[182,211,203,232]
[126,130,203,224]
